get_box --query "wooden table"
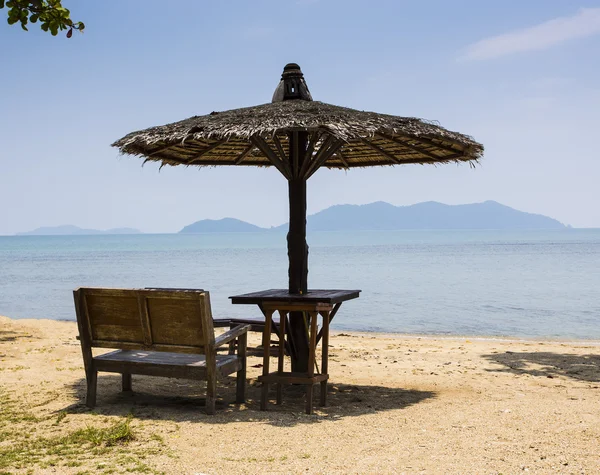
[230,289,360,414]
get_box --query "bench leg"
[236,333,247,404]
[206,375,216,415]
[122,373,132,392]
[85,369,97,408]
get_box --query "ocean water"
[1,229,599,339]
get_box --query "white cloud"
[462,8,600,61]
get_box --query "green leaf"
[7,16,18,25]
[0,0,5,9]
[21,22,27,31]
[30,13,39,23]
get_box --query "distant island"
[179,201,567,233]
[16,225,142,236]
[179,218,264,234]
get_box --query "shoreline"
[8,315,600,346]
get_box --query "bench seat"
[95,350,242,380]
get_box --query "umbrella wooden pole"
[287,132,310,373]
[287,178,308,295]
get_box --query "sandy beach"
[1,314,599,474]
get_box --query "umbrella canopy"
[113,68,482,179]
[112,63,483,371]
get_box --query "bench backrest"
[73,288,215,354]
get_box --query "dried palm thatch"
[112,100,483,180]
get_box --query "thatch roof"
[112,69,483,180]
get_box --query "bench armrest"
[214,324,251,348]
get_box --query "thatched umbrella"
[112,63,483,371]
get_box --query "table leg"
[320,310,330,406]
[305,311,318,415]
[261,308,273,411]
[316,303,341,345]
[276,310,287,405]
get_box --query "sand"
[1,314,599,474]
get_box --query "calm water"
[1,230,599,339]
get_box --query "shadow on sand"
[59,374,435,426]
[0,329,36,343]
[482,351,600,383]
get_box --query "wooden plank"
[305,138,344,179]
[307,312,318,378]
[200,292,217,414]
[234,143,255,164]
[317,302,341,344]
[261,308,274,411]
[299,133,330,178]
[89,340,204,353]
[95,349,237,367]
[214,324,250,347]
[147,297,204,348]
[262,302,333,312]
[137,295,153,346]
[273,135,288,164]
[122,373,132,392]
[230,289,361,304]
[336,150,350,168]
[94,358,208,380]
[139,289,205,299]
[257,372,328,385]
[291,131,299,178]
[185,139,227,164]
[73,289,97,408]
[92,324,144,344]
[320,309,330,407]
[143,287,204,292]
[306,311,318,414]
[250,136,292,179]
[276,309,287,405]
[236,330,247,403]
[86,294,140,327]
[359,137,401,164]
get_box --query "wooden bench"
[73,287,250,414]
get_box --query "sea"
[1,229,599,340]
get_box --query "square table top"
[230,289,360,305]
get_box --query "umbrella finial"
[272,63,313,102]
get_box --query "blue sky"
[1,1,599,234]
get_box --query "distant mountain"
[278,201,566,231]
[179,218,265,234]
[181,201,567,233]
[16,225,141,236]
